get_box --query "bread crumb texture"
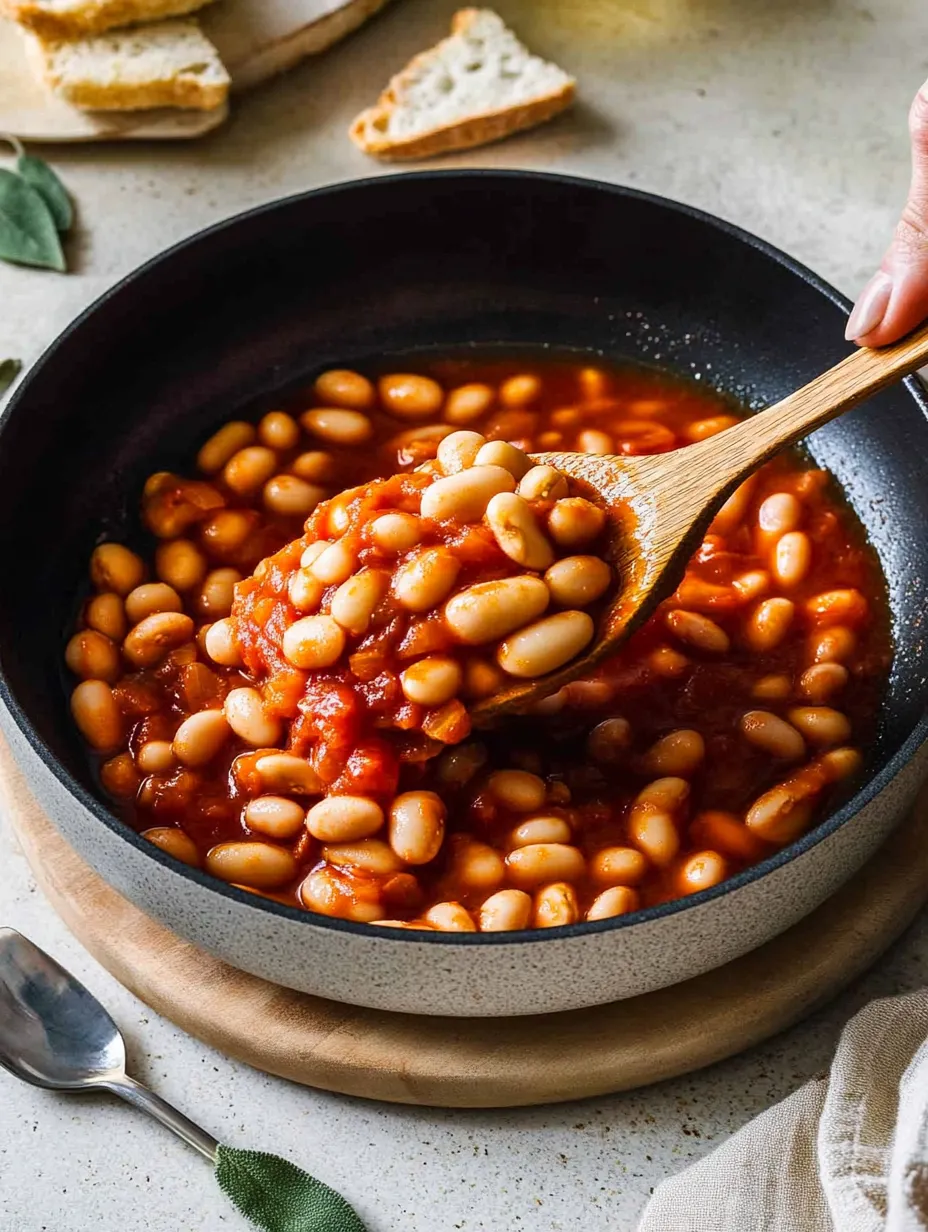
[351,8,576,160]
[27,17,230,111]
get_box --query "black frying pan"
[0,171,926,1017]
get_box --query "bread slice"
[0,0,214,40]
[350,8,575,160]
[26,18,230,110]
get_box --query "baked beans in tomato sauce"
[66,357,890,931]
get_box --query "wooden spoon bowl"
[472,318,928,721]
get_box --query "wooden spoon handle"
[685,316,928,496]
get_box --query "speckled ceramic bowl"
[2,172,927,1017]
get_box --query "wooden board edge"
[3,728,927,1107]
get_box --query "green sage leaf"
[16,153,73,232]
[0,168,66,271]
[0,359,22,395]
[215,1145,367,1232]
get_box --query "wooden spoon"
[472,319,928,722]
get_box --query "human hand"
[846,80,928,345]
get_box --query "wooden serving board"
[0,0,392,142]
[3,734,928,1107]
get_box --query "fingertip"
[844,272,893,343]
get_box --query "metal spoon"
[473,317,928,720]
[0,927,218,1162]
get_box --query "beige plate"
[0,0,391,142]
[3,731,927,1108]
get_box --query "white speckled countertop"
[2,2,928,1228]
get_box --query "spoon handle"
[105,1074,219,1163]
[685,316,928,493]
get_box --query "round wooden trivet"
[3,733,927,1108]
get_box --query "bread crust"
[349,7,576,161]
[52,75,228,110]
[351,82,575,160]
[1,0,213,39]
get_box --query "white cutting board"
[0,0,392,142]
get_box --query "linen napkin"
[638,989,928,1231]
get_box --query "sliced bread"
[0,0,215,40]
[26,18,230,111]
[350,8,576,161]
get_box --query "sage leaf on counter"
[16,152,73,232]
[215,1145,368,1232]
[0,168,65,271]
[0,359,22,395]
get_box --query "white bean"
[379,374,444,420]
[393,548,461,612]
[787,706,852,747]
[485,492,555,570]
[137,740,174,773]
[124,582,182,624]
[444,576,550,644]
[306,796,384,841]
[65,630,120,682]
[586,886,640,920]
[505,843,585,889]
[301,408,373,445]
[665,609,729,653]
[437,430,486,474]
[499,374,541,406]
[547,498,605,548]
[473,440,532,479]
[257,411,300,451]
[420,465,515,522]
[423,902,476,932]
[263,475,324,518]
[330,569,389,635]
[288,568,325,614]
[69,684,122,749]
[496,610,594,677]
[533,882,579,928]
[544,556,611,606]
[740,710,806,760]
[223,446,278,495]
[488,769,546,812]
[744,598,795,652]
[254,752,322,795]
[197,421,255,474]
[758,492,802,534]
[369,512,422,554]
[123,612,195,668]
[510,816,572,846]
[282,615,345,668]
[206,841,296,889]
[518,465,569,502]
[322,840,402,875]
[590,847,649,887]
[798,663,849,702]
[389,791,446,864]
[400,656,463,706]
[299,868,383,922]
[314,369,374,410]
[641,729,705,776]
[244,796,306,839]
[224,688,282,747]
[773,531,812,587]
[309,540,356,586]
[90,543,146,597]
[444,383,494,424]
[172,710,230,767]
[478,888,533,931]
